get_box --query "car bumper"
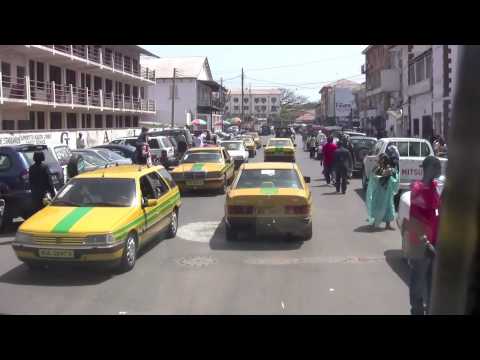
[226,216,311,235]
[176,178,225,191]
[12,241,125,264]
[264,154,295,162]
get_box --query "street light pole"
[241,68,244,126]
[171,67,176,128]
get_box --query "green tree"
[279,88,309,122]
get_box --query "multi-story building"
[352,83,367,129]
[0,45,158,147]
[225,88,281,120]
[318,79,359,126]
[363,45,458,140]
[140,56,226,129]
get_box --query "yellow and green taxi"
[170,147,235,193]
[237,135,257,157]
[225,162,312,241]
[12,165,181,272]
[246,132,262,149]
[263,138,296,162]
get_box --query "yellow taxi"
[237,135,257,157]
[263,138,296,162]
[12,165,181,273]
[225,162,312,241]
[246,132,262,149]
[170,147,235,194]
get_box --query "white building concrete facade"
[225,88,281,119]
[0,45,157,137]
[140,56,224,129]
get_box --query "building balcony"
[366,69,401,96]
[407,77,432,97]
[0,76,155,114]
[26,45,156,84]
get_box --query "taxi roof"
[187,147,222,152]
[75,164,165,179]
[242,162,297,170]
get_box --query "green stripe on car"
[192,163,205,171]
[52,207,94,233]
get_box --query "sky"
[141,45,367,102]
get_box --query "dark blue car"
[0,144,65,226]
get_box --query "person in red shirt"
[322,136,337,185]
[407,155,442,315]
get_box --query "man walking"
[322,136,337,185]
[332,139,353,194]
[28,151,56,215]
[76,133,86,149]
[407,155,442,315]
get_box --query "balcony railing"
[34,45,156,83]
[1,75,155,112]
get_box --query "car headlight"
[86,234,115,245]
[15,232,34,244]
[207,171,222,179]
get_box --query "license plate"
[186,180,204,186]
[38,249,74,258]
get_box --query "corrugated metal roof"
[140,56,210,79]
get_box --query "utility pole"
[171,67,176,127]
[241,68,244,125]
[220,77,224,133]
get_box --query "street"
[0,136,410,315]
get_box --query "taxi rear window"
[235,169,303,189]
[181,152,222,163]
[269,140,291,147]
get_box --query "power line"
[245,74,364,90]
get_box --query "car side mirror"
[304,176,311,183]
[146,199,158,207]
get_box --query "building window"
[50,112,62,129]
[234,106,239,111]
[416,59,425,82]
[140,87,145,99]
[244,106,249,110]
[254,98,260,103]
[255,106,260,112]
[271,106,277,112]
[115,115,123,128]
[18,112,35,130]
[133,116,139,127]
[408,63,415,85]
[244,98,249,103]
[2,120,14,130]
[67,113,77,129]
[426,53,432,79]
[37,112,45,129]
[81,114,92,129]
[261,105,267,111]
[413,118,419,136]
[225,106,229,111]
[125,116,131,128]
[271,97,277,103]
[94,114,103,128]
[106,115,113,128]
[261,98,267,103]
[233,97,239,103]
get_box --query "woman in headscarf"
[365,153,399,230]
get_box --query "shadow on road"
[0,263,113,286]
[0,222,21,239]
[384,249,410,286]
[209,219,304,251]
[353,224,382,233]
[322,191,340,196]
[354,188,366,203]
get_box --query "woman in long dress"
[366,153,399,229]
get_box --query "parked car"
[52,145,73,180]
[93,144,136,162]
[90,148,132,165]
[149,128,194,148]
[349,136,377,175]
[0,144,65,225]
[72,149,111,168]
[111,137,138,147]
[148,136,175,162]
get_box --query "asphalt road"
[0,136,410,314]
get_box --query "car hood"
[19,206,139,236]
[171,163,225,173]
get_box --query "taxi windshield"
[350,138,377,149]
[181,152,222,163]
[52,178,136,207]
[235,169,303,189]
[222,142,242,150]
[268,140,291,147]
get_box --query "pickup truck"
[362,138,448,193]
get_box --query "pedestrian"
[365,153,399,230]
[332,139,353,194]
[159,150,170,170]
[386,143,400,172]
[28,151,56,215]
[135,127,151,165]
[193,132,203,147]
[76,133,86,149]
[321,136,337,185]
[308,134,317,158]
[302,131,308,151]
[407,155,442,315]
[177,135,188,159]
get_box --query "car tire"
[166,209,178,239]
[225,223,237,241]
[302,222,313,241]
[119,233,137,273]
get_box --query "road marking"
[281,301,286,310]
[176,221,222,243]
